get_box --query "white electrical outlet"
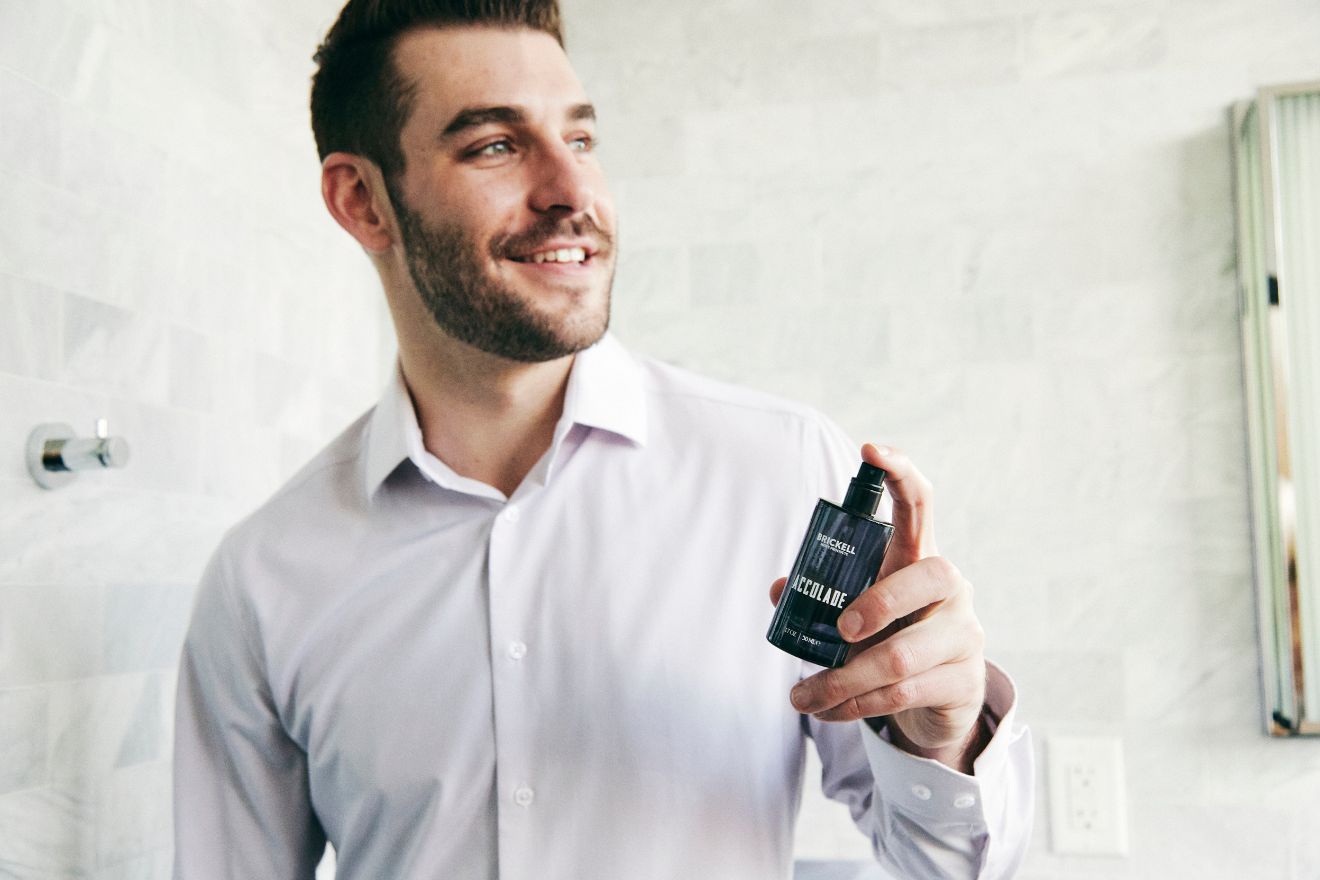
[1047,735,1129,856]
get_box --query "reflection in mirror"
[1233,81,1320,735]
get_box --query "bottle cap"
[841,461,887,517]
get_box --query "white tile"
[0,174,106,300]
[1022,6,1166,80]
[882,18,1021,88]
[98,400,204,495]
[0,583,104,687]
[167,326,215,413]
[103,584,193,674]
[0,482,234,587]
[0,69,63,184]
[0,274,62,380]
[0,781,97,874]
[47,675,161,781]
[0,686,49,794]
[95,850,172,880]
[94,760,171,867]
[996,650,1126,723]
[62,293,171,406]
[0,0,103,100]
[253,352,320,431]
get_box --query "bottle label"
[767,501,894,668]
[814,533,856,556]
[787,573,848,608]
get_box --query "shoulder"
[619,350,862,507]
[633,352,856,460]
[212,407,374,574]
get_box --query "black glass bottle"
[766,462,894,668]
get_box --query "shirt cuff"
[857,660,1019,824]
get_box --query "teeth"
[528,247,587,264]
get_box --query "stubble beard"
[388,184,614,364]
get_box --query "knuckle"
[867,586,898,621]
[819,674,847,705]
[967,619,986,652]
[890,678,920,711]
[886,641,917,679]
[924,554,959,581]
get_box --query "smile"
[510,246,590,265]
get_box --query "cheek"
[591,183,618,231]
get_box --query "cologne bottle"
[766,461,895,668]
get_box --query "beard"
[388,183,614,363]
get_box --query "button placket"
[487,497,538,869]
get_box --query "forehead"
[393,26,587,125]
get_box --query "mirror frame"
[1233,80,1320,736]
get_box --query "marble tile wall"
[0,0,388,876]
[5,0,1320,877]
[563,0,1320,876]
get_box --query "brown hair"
[310,0,564,180]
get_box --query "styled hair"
[310,0,564,179]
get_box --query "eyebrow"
[439,102,597,140]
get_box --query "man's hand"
[770,443,987,774]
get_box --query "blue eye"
[569,135,595,153]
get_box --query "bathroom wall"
[4,0,1320,878]
[0,1,387,876]
[560,0,1320,876]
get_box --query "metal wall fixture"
[26,418,131,490]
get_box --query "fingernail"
[838,610,862,639]
[874,446,892,457]
[790,684,809,710]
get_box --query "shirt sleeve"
[807,662,1034,880]
[173,545,326,878]
[797,413,1035,878]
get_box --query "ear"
[321,152,396,254]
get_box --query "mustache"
[492,215,614,259]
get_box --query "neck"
[399,333,576,498]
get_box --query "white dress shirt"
[173,333,1033,880]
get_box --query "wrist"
[869,711,990,776]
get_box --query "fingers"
[837,556,968,644]
[789,609,983,718]
[862,443,937,572]
[768,576,787,606]
[805,658,984,724]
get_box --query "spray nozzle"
[841,461,887,517]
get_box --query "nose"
[528,141,595,216]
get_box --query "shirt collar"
[363,333,647,498]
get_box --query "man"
[173,2,1033,878]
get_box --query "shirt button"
[514,786,535,807]
[502,504,520,523]
[508,640,528,660]
[954,793,976,809]
[911,784,932,801]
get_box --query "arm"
[779,443,1035,878]
[807,662,1033,879]
[173,549,326,878]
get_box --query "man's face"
[386,26,616,363]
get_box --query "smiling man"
[172,2,1033,879]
